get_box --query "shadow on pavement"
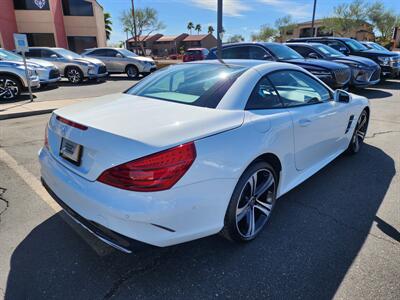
[5,144,396,299]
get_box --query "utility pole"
[131,0,138,54]
[217,0,223,59]
[310,0,317,37]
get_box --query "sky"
[100,0,400,44]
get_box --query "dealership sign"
[34,0,47,9]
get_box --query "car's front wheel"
[222,161,277,242]
[347,109,369,154]
[126,65,139,79]
[0,75,22,101]
[66,67,83,84]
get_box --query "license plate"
[60,138,82,165]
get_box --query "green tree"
[251,25,277,42]
[227,34,245,43]
[368,2,400,44]
[275,15,295,41]
[195,24,202,34]
[104,12,112,40]
[187,22,194,34]
[208,25,215,34]
[120,7,165,55]
[322,0,369,37]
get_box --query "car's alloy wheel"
[0,76,21,100]
[126,65,139,78]
[66,68,83,84]
[347,110,368,154]
[222,161,277,242]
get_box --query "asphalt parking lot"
[0,79,399,299]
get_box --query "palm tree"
[195,24,202,35]
[208,25,214,34]
[187,22,194,34]
[104,12,112,41]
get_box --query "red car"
[182,48,209,62]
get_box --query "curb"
[0,108,56,121]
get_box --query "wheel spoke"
[358,115,367,129]
[248,173,257,197]
[357,130,365,139]
[245,207,255,236]
[254,200,272,216]
[254,174,273,198]
[236,201,250,221]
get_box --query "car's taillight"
[44,123,49,149]
[56,115,88,131]
[97,142,196,192]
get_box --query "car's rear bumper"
[39,147,233,248]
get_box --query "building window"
[299,27,316,38]
[68,36,97,53]
[25,33,56,47]
[13,0,50,10]
[317,27,333,37]
[62,0,93,16]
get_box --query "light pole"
[131,0,138,54]
[310,0,317,37]
[217,0,223,59]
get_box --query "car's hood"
[73,57,104,65]
[27,58,57,69]
[286,58,348,70]
[55,93,244,148]
[331,55,378,68]
[358,49,399,57]
[0,60,34,70]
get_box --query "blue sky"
[100,0,400,44]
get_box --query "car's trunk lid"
[47,93,244,181]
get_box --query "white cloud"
[188,0,252,17]
[258,0,312,19]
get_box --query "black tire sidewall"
[222,160,278,243]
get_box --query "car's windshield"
[344,39,368,51]
[126,63,247,108]
[313,44,344,57]
[266,44,303,60]
[118,49,138,57]
[0,49,23,61]
[367,42,390,52]
[54,48,82,59]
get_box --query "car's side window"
[90,49,108,56]
[325,40,348,51]
[106,50,119,57]
[246,76,283,110]
[222,46,249,59]
[290,46,317,58]
[41,49,57,58]
[25,49,42,58]
[268,70,332,107]
[248,46,272,60]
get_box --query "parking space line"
[0,148,112,256]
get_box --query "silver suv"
[0,60,40,100]
[23,47,107,84]
[1,48,61,87]
[82,47,156,78]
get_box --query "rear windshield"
[125,63,247,108]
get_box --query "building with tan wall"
[0,0,106,53]
[278,19,375,42]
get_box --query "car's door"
[268,70,350,171]
[86,49,112,70]
[105,49,126,72]
[40,49,65,71]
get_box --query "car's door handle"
[299,119,312,127]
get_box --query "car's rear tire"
[65,67,83,84]
[346,109,369,154]
[126,65,139,79]
[0,75,22,101]
[221,161,278,243]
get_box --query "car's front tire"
[347,109,369,154]
[0,75,22,101]
[221,161,278,242]
[65,67,83,84]
[126,65,139,79]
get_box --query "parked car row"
[0,47,157,101]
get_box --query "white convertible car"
[39,60,369,253]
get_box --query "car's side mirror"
[308,52,319,59]
[50,54,58,59]
[339,47,349,55]
[116,53,123,58]
[334,89,351,103]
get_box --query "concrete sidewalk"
[0,98,82,120]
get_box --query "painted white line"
[0,148,112,256]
